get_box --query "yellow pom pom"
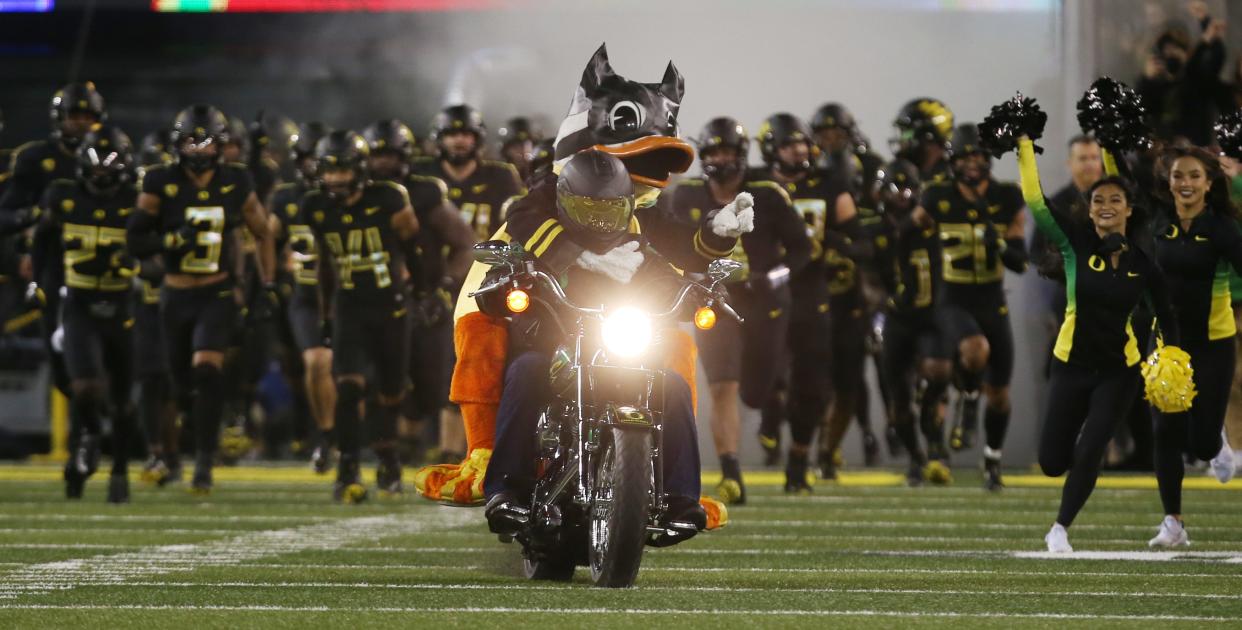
[1141,341,1197,413]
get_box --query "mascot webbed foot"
[413,448,491,506]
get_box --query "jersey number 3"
[182,206,225,274]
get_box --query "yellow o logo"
[1088,255,1105,272]
[1165,225,1179,239]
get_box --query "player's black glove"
[163,224,200,255]
[250,282,281,322]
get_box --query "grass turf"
[0,463,1240,628]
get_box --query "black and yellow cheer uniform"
[1150,188,1242,516]
[412,156,524,241]
[37,179,139,480]
[1018,139,1177,528]
[669,177,810,407]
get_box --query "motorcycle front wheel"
[588,427,653,588]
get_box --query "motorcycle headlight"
[602,307,652,359]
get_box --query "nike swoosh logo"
[1194,236,1209,242]
[365,206,380,216]
[221,185,236,194]
[1127,272,1140,278]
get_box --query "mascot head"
[553,43,694,191]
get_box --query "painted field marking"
[0,508,475,600]
[0,604,1233,622]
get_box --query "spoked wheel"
[588,427,653,588]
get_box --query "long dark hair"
[1036,175,1149,281]
[1154,146,1239,221]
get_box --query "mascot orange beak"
[593,136,695,189]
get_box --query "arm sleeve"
[505,207,584,277]
[1018,137,1073,254]
[126,209,165,259]
[429,200,476,285]
[638,198,738,273]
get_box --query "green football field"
[1,464,1241,628]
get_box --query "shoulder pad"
[746,179,793,205]
[407,174,449,197]
[13,141,43,159]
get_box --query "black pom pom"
[1215,109,1242,161]
[1076,77,1152,153]
[978,92,1047,158]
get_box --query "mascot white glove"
[711,191,756,238]
[577,240,645,284]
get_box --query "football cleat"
[818,449,842,481]
[1045,523,1072,553]
[139,455,169,486]
[924,460,953,486]
[758,431,781,467]
[310,444,335,475]
[73,433,101,478]
[218,423,252,466]
[983,457,1004,492]
[106,472,130,504]
[1148,515,1190,547]
[333,455,368,504]
[905,464,925,487]
[189,452,213,496]
[375,451,404,496]
[716,478,744,505]
[785,454,813,494]
[63,464,86,499]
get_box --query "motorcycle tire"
[522,552,575,581]
[588,427,653,588]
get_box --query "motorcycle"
[470,240,741,587]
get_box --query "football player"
[671,117,810,504]
[36,125,139,502]
[304,130,420,502]
[495,116,542,183]
[755,112,862,489]
[126,104,277,495]
[891,98,955,186]
[924,123,1029,491]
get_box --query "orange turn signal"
[694,306,717,330]
[506,288,530,313]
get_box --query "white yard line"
[0,508,475,600]
[1013,550,1242,562]
[0,604,1231,622]
[41,580,1242,600]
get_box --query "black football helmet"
[811,102,856,133]
[76,124,134,197]
[876,158,922,215]
[891,98,954,157]
[224,116,251,162]
[758,112,816,176]
[292,121,332,183]
[948,123,991,185]
[51,82,107,149]
[528,138,555,183]
[694,117,749,181]
[497,116,540,149]
[314,130,369,200]
[362,119,416,180]
[431,104,485,165]
[139,129,175,169]
[171,105,229,174]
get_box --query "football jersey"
[39,179,137,297]
[412,157,524,240]
[921,178,1024,302]
[305,181,410,304]
[140,163,254,278]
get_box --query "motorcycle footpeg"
[485,500,531,536]
[646,521,700,548]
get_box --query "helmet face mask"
[172,105,229,175]
[759,113,815,177]
[292,121,333,185]
[439,130,479,166]
[890,98,954,160]
[314,130,370,201]
[177,136,221,174]
[695,117,749,182]
[432,105,486,166]
[51,82,107,150]
[877,159,922,217]
[948,123,991,187]
[700,145,744,181]
[367,148,407,181]
[77,126,133,198]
